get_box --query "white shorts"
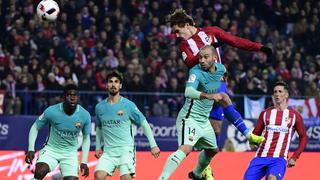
[176,117,217,150]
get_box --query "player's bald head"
[199,45,217,56]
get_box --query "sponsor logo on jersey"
[267,125,288,133]
[117,110,124,116]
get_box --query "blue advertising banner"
[0,116,178,151]
[1,116,318,151]
[290,117,320,152]
[0,116,49,151]
[134,117,178,151]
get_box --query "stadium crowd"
[0,0,319,115]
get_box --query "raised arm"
[208,26,263,51]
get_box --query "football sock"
[193,150,213,177]
[159,149,186,180]
[223,105,250,136]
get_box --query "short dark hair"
[106,71,123,84]
[63,83,78,94]
[274,81,289,92]
[166,9,195,27]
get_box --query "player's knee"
[94,171,107,180]
[267,174,277,180]
[34,167,49,179]
[179,145,193,156]
[34,163,50,179]
[220,93,231,104]
[120,174,132,180]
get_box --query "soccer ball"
[36,0,60,21]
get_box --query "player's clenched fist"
[25,151,35,164]
[80,163,89,177]
[287,158,296,168]
[151,146,160,158]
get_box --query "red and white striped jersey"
[253,107,307,160]
[179,26,263,68]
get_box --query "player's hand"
[80,163,89,177]
[94,150,103,159]
[260,46,272,57]
[207,93,223,102]
[151,146,160,158]
[287,158,296,168]
[25,151,35,164]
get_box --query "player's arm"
[95,126,102,151]
[288,113,308,167]
[252,111,266,136]
[94,105,103,159]
[81,113,91,164]
[80,112,91,177]
[185,86,224,101]
[129,102,160,158]
[140,120,160,158]
[27,123,39,152]
[248,111,266,149]
[208,26,271,55]
[185,65,226,100]
[25,111,49,164]
[180,42,199,68]
[185,70,202,99]
[25,123,38,164]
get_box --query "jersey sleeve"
[95,104,102,128]
[129,101,146,126]
[291,112,308,161]
[186,68,201,89]
[253,111,266,136]
[35,108,50,129]
[82,111,91,136]
[207,26,262,51]
[179,41,199,68]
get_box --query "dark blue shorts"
[244,157,287,180]
[209,82,227,121]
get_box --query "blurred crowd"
[0,0,319,115]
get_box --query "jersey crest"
[117,110,124,116]
[75,122,81,128]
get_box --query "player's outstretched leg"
[216,93,265,145]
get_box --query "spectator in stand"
[0,0,318,115]
[2,74,21,114]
